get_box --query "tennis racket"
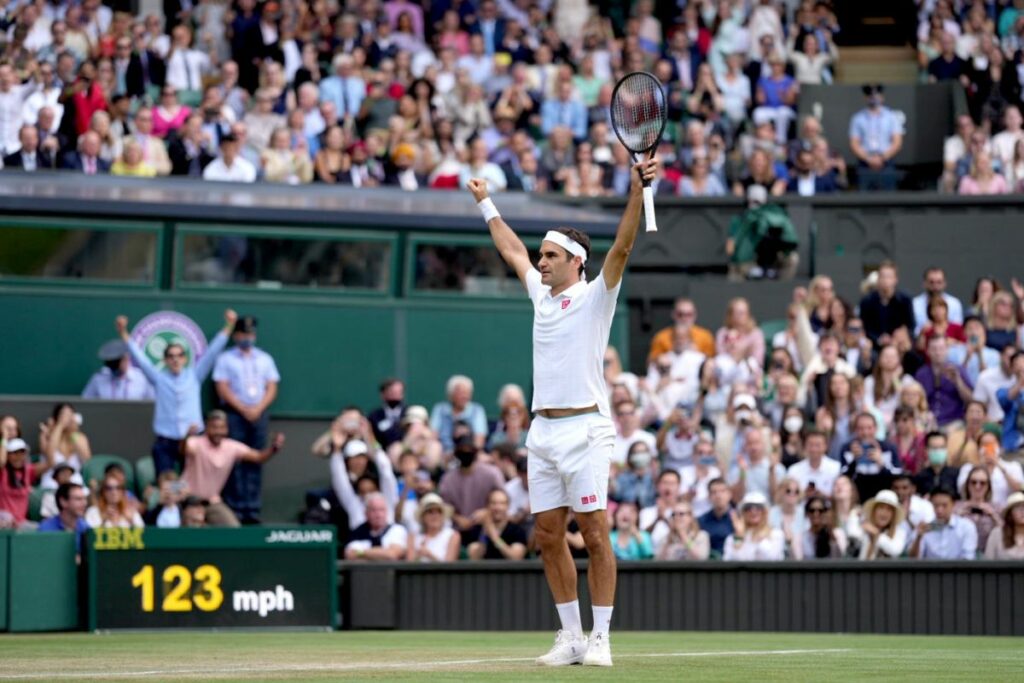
[610,71,668,233]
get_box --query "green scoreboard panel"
[86,527,336,630]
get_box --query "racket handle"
[642,185,657,233]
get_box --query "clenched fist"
[467,178,489,202]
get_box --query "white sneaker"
[582,632,612,667]
[535,630,587,666]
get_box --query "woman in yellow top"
[111,139,157,177]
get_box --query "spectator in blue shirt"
[753,54,798,145]
[38,483,89,558]
[909,487,977,559]
[116,310,235,475]
[997,351,1024,452]
[318,54,366,122]
[698,477,735,558]
[613,442,657,508]
[848,84,904,190]
[430,374,489,451]
[947,317,999,384]
[540,80,589,142]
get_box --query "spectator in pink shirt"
[179,410,284,527]
[958,149,1008,195]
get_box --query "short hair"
[206,410,228,423]
[378,377,402,393]
[855,411,878,427]
[54,483,83,512]
[931,485,957,500]
[446,374,473,397]
[163,342,185,358]
[488,488,510,504]
[922,266,944,280]
[925,430,946,445]
[892,473,913,485]
[707,477,728,491]
[878,259,898,275]
[803,428,828,443]
[556,227,591,277]
[363,491,387,508]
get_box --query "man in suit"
[60,131,110,174]
[786,145,838,196]
[123,33,166,99]
[3,124,51,171]
[368,378,407,449]
[167,111,215,176]
[469,0,506,55]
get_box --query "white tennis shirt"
[525,268,620,417]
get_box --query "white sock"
[591,606,613,637]
[555,600,583,639]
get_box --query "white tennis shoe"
[582,632,613,666]
[535,630,588,666]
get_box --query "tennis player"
[467,155,657,667]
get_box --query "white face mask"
[784,416,804,434]
[629,451,652,469]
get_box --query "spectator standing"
[858,261,915,348]
[647,298,716,362]
[328,436,400,531]
[958,430,1024,508]
[948,317,1000,385]
[438,436,505,540]
[910,487,977,559]
[344,493,408,561]
[468,488,528,560]
[858,489,908,559]
[753,54,798,145]
[723,492,785,561]
[728,427,786,501]
[984,492,1024,559]
[213,316,280,524]
[406,493,459,562]
[82,339,154,400]
[848,84,904,190]
[430,375,489,451]
[38,402,92,489]
[37,483,89,556]
[116,310,233,474]
[915,336,973,428]
[368,378,407,450]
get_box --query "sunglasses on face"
[103,484,123,491]
[165,352,185,359]
[617,411,635,418]
[807,507,825,514]
[969,479,988,486]
[784,488,799,495]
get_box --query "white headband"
[543,231,587,264]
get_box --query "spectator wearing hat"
[38,482,89,556]
[179,411,285,527]
[81,339,155,401]
[329,436,401,530]
[384,142,426,190]
[386,405,444,473]
[202,132,257,182]
[909,486,977,559]
[858,489,907,559]
[369,378,407,450]
[468,488,528,560]
[848,84,904,190]
[406,492,459,562]
[723,492,785,560]
[0,438,37,528]
[439,435,505,542]
[117,309,233,477]
[344,492,409,561]
[699,477,736,557]
[213,315,281,525]
[984,491,1024,559]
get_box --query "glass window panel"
[412,243,607,296]
[179,234,390,291]
[0,225,156,283]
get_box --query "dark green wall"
[5,532,79,632]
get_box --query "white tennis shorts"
[526,412,615,514]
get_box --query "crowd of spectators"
[3,259,1024,562]
[0,0,870,196]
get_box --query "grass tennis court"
[0,631,1020,682]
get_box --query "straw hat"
[415,493,452,524]
[863,489,905,527]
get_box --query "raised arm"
[116,315,161,385]
[329,452,366,528]
[194,309,237,380]
[467,178,533,285]
[602,157,658,290]
[239,433,286,464]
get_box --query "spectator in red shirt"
[0,439,37,528]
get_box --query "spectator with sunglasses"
[115,310,235,475]
[800,496,847,559]
[84,472,144,528]
[655,502,710,560]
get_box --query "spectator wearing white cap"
[406,493,459,562]
[330,438,400,530]
[723,492,785,560]
[81,339,155,401]
[858,489,908,559]
[0,438,37,528]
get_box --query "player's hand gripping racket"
[610,71,668,233]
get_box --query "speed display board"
[86,527,336,630]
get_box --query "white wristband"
[477,197,500,223]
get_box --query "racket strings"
[611,73,667,154]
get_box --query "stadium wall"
[341,560,1024,636]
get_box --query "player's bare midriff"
[535,405,599,419]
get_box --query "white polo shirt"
[787,457,841,496]
[525,268,620,417]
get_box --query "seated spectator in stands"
[699,478,735,558]
[647,298,716,363]
[840,412,900,502]
[0,438,37,528]
[61,131,110,174]
[81,339,154,401]
[202,132,257,182]
[849,84,903,190]
[489,401,528,450]
[111,138,157,177]
[858,489,907,559]
[992,106,1024,173]
[955,463,1002,548]
[893,472,935,533]
[769,477,806,558]
[960,429,1024,508]
[459,137,507,193]
[431,375,488,451]
[3,124,50,171]
[733,147,787,198]
[911,487,977,559]
[788,429,841,497]
[608,501,654,560]
[716,297,766,378]
[800,496,847,559]
[39,463,75,519]
[640,469,681,552]
[503,454,530,528]
[261,127,313,183]
[407,493,459,562]
[384,143,427,191]
[344,492,408,561]
[863,346,904,427]
[540,79,588,142]
[176,496,205,528]
[787,143,838,196]
[38,482,89,555]
[439,436,505,541]
[891,406,927,475]
[166,113,215,177]
[387,407,444,473]
[724,492,785,560]
[655,501,710,560]
[947,317,998,385]
[858,261,915,348]
[754,54,798,145]
[612,400,657,467]
[984,291,1020,352]
[942,114,975,191]
[910,266,962,335]
[798,332,856,410]
[368,378,407,450]
[915,336,973,428]
[678,152,726,198]
[974,342,1016,423]
[984,491,1024,559]
[85,473,144,529]
[142,470,187,528]
[38,402,91,490]
[959,146,1010,197]
[913,431,961,496]
[468,488,528,560]
[179,411,284,527]
[612,442,657,509]
[728,426,785,501]
[928,32,969,84]
[656,402,702,471]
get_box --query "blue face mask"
[236,338,254,350]
[699,455,717,467]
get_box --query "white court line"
[0,648,852,680]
